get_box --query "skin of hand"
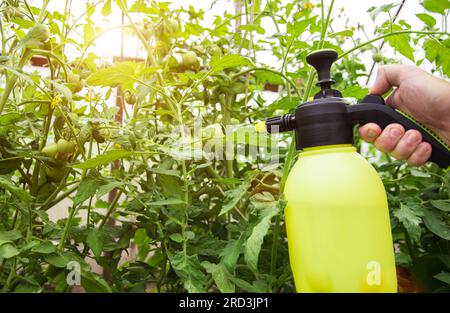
[358,64,450,166]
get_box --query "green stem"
[339,30,449,60]
[98,190,122,229]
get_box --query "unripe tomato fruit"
[42,143,58,158]
[56,139,76,154]
[167,18,179,33]
[66,72,83,93]
[125,93,137,105]
[372,53,383,63]
[181,51,198,67]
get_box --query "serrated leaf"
[219,181,250,216]
[423,208,450,240]
[87,62,140,90]
[244,201,278,271]
[73,175,99,206]
[72,150,133,169]
[393,202,424,242]
[0,176,32,203]
[202,261,235,293]
[210,54,253,73]
[385,32,415,61]
[170,252,207,293]
[96,180,122,199]
[86,229,104,258]
[220,239,243,272]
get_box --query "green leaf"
[87,62,141,90]
[72,150,133,169]
[245,199,278,271]
[210,54,253,73]
[0,230,22,242]
[170,233,183,243]
[73,175,99,206]
[148,167,180,177]
[86,229,104,258]
[202,261,235,293]
[219,181,250,216]
[410,168,431,178]
[424,39,450,76]
[393,202,423,242]
[170,252,207,293]
[423,208,450,240]
[96,180,122,199]
[422,0,450,15]
[228,276,263,293]
[385,32,415,61]
[416,13,436,28]
[101,0,112,16]
[0,243,20,259]
[343,85,369,99]
[44,254,70,268]
[149,198,185,206]
[220,239,243,272]
[31,241,56,254]
[430,200,450,212]
[0,176,32,203]
[434,272,450,285]
[81,271,112,293]
[134,228,150,246]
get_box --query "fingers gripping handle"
[348,96,450,168]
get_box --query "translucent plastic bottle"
[284,144,397,292]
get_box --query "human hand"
[358,64,450,166]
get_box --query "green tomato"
[56,139,76,154]
[45,164,68,181]
[167,18,179,33]
[27,24,50,46]
[66,72,83,93]
[125,93,137,105]
[41,143,58,158]
[141,27,152,40]
[181,51,199,68]
[193,45,205,54]
[208,45,222,57]
[372,53,383,63]
[230,118,240,125]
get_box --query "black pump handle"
[348,95,450,168]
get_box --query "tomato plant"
[0,0,449,293]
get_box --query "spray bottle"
[261,49,450,292]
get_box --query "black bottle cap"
[293,97,353,149]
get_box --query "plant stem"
[339,30,449,60]
[99,190,122,229]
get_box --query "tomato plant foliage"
[0,0,449,292]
